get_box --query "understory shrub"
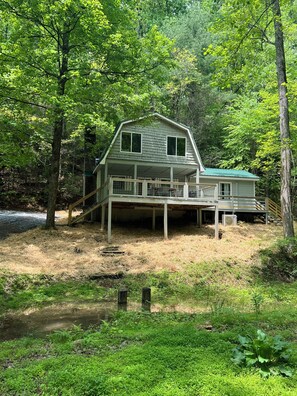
[259,238,297,282]
[232,329,292,378]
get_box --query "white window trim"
[120,131,142,154]
[166,135,187,157]
[219,182,232,199]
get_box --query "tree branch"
[0,93,49,109]
[0,51,58,78]
[233,0,276,54]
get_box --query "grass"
[1,273,297,395]
[0,275,117,314]
[2,270,297,315]
[1,310,297,395]
[1,226,297,395]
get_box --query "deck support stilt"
[107,200,112,243]
[152,208,156,231]
[164,203,168,239]
[215,205,219,240]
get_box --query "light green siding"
[107,118,198,166]
[199,177,255,197]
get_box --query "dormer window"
[167,136,186,156]
[121,132,141,153]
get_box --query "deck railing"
[218,196,266,211]
[107,177,218,201]
[68,177,282,225]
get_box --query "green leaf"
[278,366,293,377]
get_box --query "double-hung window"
[121,132,141,153]
[167,136,186,156]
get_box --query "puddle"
[0,302,117,341]
[0,301,205,341]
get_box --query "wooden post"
[68,204,73,226]
[100,204,105,231]
[265,197,269,224]
[164,202,168,239]
[170,166,174,188]
[196,168,199,198]
[143,180,148,197]
[152,208,156,231]
[118,289,128,311]
[96,169,101,201]
[133,164,137,195]
[215,204,219,240]
[107,199,112,243]
[183,183,189,199]
[142,287,151,312]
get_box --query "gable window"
[121,132,141,153]
[167,136,186,156]
[219,182,231,199]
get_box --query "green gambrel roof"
[202,168,259,180]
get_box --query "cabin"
[68,113,281,242]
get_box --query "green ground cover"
[1,237,297,395]
[1,309,297,395]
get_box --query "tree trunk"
[272,0,295,238]
[45,30,69,228]
[45,113,64,228]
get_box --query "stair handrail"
[68,179,111,225]
[266,197,282,220]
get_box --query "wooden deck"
[99,177,218,206]
[68,177,220,242]
[68,177,282,243]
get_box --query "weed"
[251,292,264,314]
[209,298,225,315]
[232,329,292,378]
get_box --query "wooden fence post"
[142,287,151,312]
[118,289,128,311]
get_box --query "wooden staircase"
[263,198,282,225]
[68,187,101,225]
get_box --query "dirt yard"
[0,211,284,279]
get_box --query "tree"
[207,0,296,237]
[0,0,173,227]
[153,2,230,166]
[272,0,294,236]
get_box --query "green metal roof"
[202,167,259,179]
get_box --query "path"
[0,210,47,239]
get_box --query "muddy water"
[0,302,118,341]
[0,301,203,341]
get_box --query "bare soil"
[0,211,283,279]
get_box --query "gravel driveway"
[0,210,47,239]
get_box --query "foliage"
[259,237,297,282]
[207,0,297,215]
[0,311,297,395]
[0,274,114,314]
[0,0,175,221]
[159,2,230,166]
[251,292,264,315]
[232,329,292,378]
[1,264,297,394]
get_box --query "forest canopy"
[0,0,296,226]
